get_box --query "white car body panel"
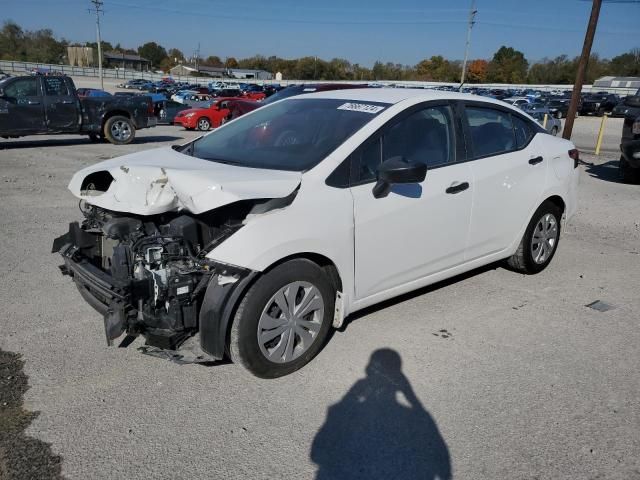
[352,162,473,300]
[68,88,580,318]
[68,147,301,215]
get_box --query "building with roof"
[593,76,640,90]
[169,64,273,80]
[103,52,151,72]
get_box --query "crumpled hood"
[68,146,302,215]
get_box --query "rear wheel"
[103,115,135,145]
[197,117,211,131]
[229,259,334,378]
[507,201,562,274]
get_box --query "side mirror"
[373,156,427,199]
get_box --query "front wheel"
[197,117,211,131]
[103,115,135,145]
[507,201,562,274]
[229,259,334,378]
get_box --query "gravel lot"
[1,125,639,480]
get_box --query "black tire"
[103,115,135,145]
[551,126,559,136]
[619,155,639,183]
[507,201,562,274]
[596,107,605,117]
[556,111,563,119]
[229,259,335,378]
[196,117,211,131]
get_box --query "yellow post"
[543,113,548,129]
[595,113,608,155]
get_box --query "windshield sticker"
[337,103,385,114]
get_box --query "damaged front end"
[52,201,262,362]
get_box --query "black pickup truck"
[0,75,156,145]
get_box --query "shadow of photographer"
[311,348,451,480]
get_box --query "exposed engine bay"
[52,199,272,359]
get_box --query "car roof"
[298,87,507,107]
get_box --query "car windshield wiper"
[196,156,243,166]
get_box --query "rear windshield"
[190,98,389,171]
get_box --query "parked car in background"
[171,90,199,104]
[579,93,619,116]
[212,87,244,98]
[503,97,531,108]
[546,99,572,119]
[173,97,243,130]
[0,75,156,144]
[53,88,579,378]
[76,88,112,98]
[183,93,213,108]
[156,99,191,124]
[611,97,636,118]
[118,79,147,89]
[619,96,640,183]
[529,109,562,136]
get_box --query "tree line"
[0,21,638,84]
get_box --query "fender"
[198,269,259,360]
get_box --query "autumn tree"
[137,41,167,67]
[466,59,488,83]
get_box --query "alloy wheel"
[110,121,131,142]
[531,213,558,264]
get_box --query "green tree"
[487,46,529,83]
[609,49,640,76]
[137,41,167,67]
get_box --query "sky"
[3,0,639,66]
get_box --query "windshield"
[190,98,389,171]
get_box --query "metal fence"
[1,59,637,95]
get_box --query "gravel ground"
[0,126,639,480]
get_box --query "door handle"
[529,156,544,165]
[27,100,40,105]
[445,182,470,194]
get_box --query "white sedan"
[54,89,580,378]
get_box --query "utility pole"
[90,0,104,90]
[459,0,477,89]
[563,0,602,140]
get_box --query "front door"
[0,76,44,133]
[351,104,473,300]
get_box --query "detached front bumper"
[621,139,640,168]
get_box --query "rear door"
[42,77,80,132]
[462,103,547,261]
[0,76,44,133]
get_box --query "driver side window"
[354,105,454,184]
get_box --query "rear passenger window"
[465,107,516,158]
[512,115,535,149]
[43,77,69,96]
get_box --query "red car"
[173,97,254,131]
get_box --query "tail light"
[569,148,580,168]
[147,100,154,115]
